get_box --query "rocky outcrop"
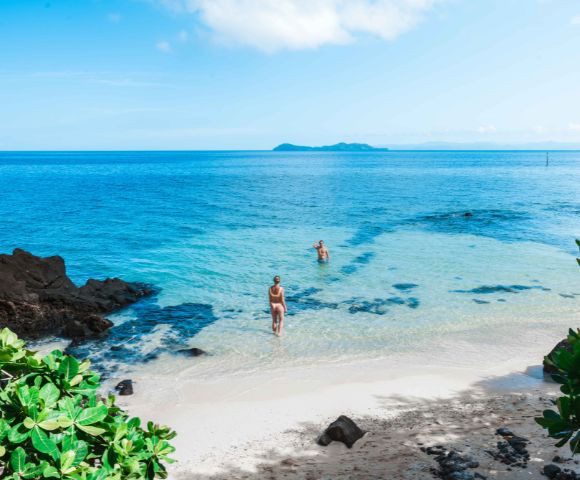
[0,248,153,340]
[317,415,364,448]
[115,379,134,396]
[544,339,573,374]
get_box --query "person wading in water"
[268,275,287,337]
[313,240,330,263]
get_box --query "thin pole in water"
[546,152,549,167]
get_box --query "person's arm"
[312,243,319,249]
[268,289,273,309]
[281,289,288,313]
[326,249,331,260]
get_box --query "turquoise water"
[1,151,580,376]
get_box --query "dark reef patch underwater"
[65,296,219,369]
[343,207,561,249]
[344,296,420,315]
[451,284,550,295]
[284,287,339,316]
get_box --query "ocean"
[1,150,579,378]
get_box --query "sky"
[1,0,580,150]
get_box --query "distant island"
[273,142,389,152]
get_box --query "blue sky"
[1,0,580,150]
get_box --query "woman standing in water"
[269,276,287,336]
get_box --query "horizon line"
[1,148,580,153]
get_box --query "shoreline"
[114,321,570,479]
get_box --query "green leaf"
[38,419,60,431]
[8,423,31,444]
[0,419,9,439]
[114,422,128,443]
[60,397,80,420]
[76,424,106,436]
[58,356,80,381]
[23,417,36,429]
[57,416,74,429]
[1,328,21,348]
[39,383,60,407]
[22,462,48,479]
[43,465,60,478]
[543,409,562,422]
[72,440,88,466]
[10,447,26,473]
[16,385,31,407]
[60,450,75,473]
[127,418,141,429]
[31,427,59,457]
[69,374,83,387]
[556,434,573,448]
[77,405,108,426]
[0,445,5,457]
[61,433,77,452]
[78,359,91,373]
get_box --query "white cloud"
[571,14,580,26]
[477,125,497,134]
[156,40,172,52]
[157,0,441,52]
[569,123,580,132]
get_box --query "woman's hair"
[273,275,281,284]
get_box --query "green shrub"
[0,328,176,479]
[536,239,580,454]
[536,328,580,454]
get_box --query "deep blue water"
[1,151,579,374]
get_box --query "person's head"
[273,275,281,285]
[319,240,324,246]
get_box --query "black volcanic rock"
[115,379,134,396]
[0,248,152,339]
[317,415,364,448]
[273,142,389,152]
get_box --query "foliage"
[537,328,580,454]
[535,239,580,454]
[0,328,176,479]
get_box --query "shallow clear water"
[1,151,580,377]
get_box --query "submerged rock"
[177,347,207,357]
[317,415,364,448]
[0,248,152,339]
[115,379,134,396]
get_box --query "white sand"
[113,322,568,479]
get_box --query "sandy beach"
[112,322,575,480]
